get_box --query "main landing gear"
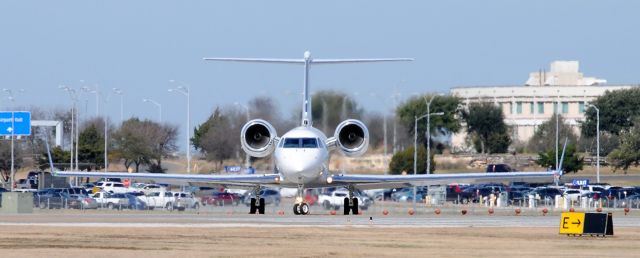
[249,187,265,214]
[343,186,359,215]
[293,184,310,215]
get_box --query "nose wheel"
[293,202,310,215]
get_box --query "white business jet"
[53,51,559,215]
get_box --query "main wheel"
[107,203,114,209]
[293,203,300,215]
[351,198,359,215]
[300,203,310,215]
[249,198,257,214]
[258,198,266,214]
[343,197,350,215]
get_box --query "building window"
[538,102,544,114]
[516,102,522,114]
[579,102,585,113]
[562,102,569,114]
[530,102,534,114]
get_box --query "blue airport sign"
[572,179,589,186]
[224,166,242,173]
[0,111,31,136]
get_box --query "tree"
[582,88,640,137]
[527,114,578,153]
[396,94,463,151]
[388,145,435,174]
[77,124,105,170]
[37,146,70,171]
[112,118,178,173]
[462,102,510,153]
[311,90,362,135]
[536,144,584,173]
[193,107,239,170]
[608,122,640,173]
[0,141,24,182]
[362,112,385,149]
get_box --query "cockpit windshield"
[281,138,318,148]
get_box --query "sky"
[1,1,639,151]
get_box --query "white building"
[450,61,637,151]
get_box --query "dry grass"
[0,226,638,258]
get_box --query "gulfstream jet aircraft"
[53,51,559,215]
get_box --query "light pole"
[423,94,444,174]
[3,88,24,191]
[412,111,445,210]
[234,102,251,169]
[85,86,109,172]
[587,104,600,183]
[556,90,560,170]
[143,99,162,122]
[169,80,191,174]
[59,85,77,175]
[112,88,124,124]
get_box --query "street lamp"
[83,85,109,172]
[59,85,77,174]
[412,111,445,210]
[587,103,600,183]
[112,88,124,124]
[169,80,191,174]
[142,99,162,122]
[3,88,24,191]
[423,94,444,174]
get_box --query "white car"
[96,181,129,194]
[563,189,583,202]
[173,192,200,210]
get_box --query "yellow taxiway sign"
[559,212,585,234]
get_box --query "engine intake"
[241,119,278,158]
[334,119,369,157]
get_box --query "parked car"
[318,190,372,210]
[124,192,148,210]
[243,189,281,206]
[96,181,129,194]
[173,192,200,210]
[66,194,99,209]
[528,187,562,202]
[563,189,583,202]
[202,192,241,206]
[34,190,71,209]
[446,184,472,204]
[486,164,515,173]
[92,191,130,209]
[140,191,174,210]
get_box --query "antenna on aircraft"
[204,51,413,127]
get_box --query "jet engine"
[334,119,369,157]
[241,119,278,158]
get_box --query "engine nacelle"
[334,119,369,157]
[240,119,278,158]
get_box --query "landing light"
[327,176,333,184]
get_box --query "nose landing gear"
[293,184,310,215]
[293,202,310,215]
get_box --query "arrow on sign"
[572,219,581,226]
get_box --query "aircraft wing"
[328,171,557,190]
[53,171,281,188]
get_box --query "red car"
[202,192,241,206]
